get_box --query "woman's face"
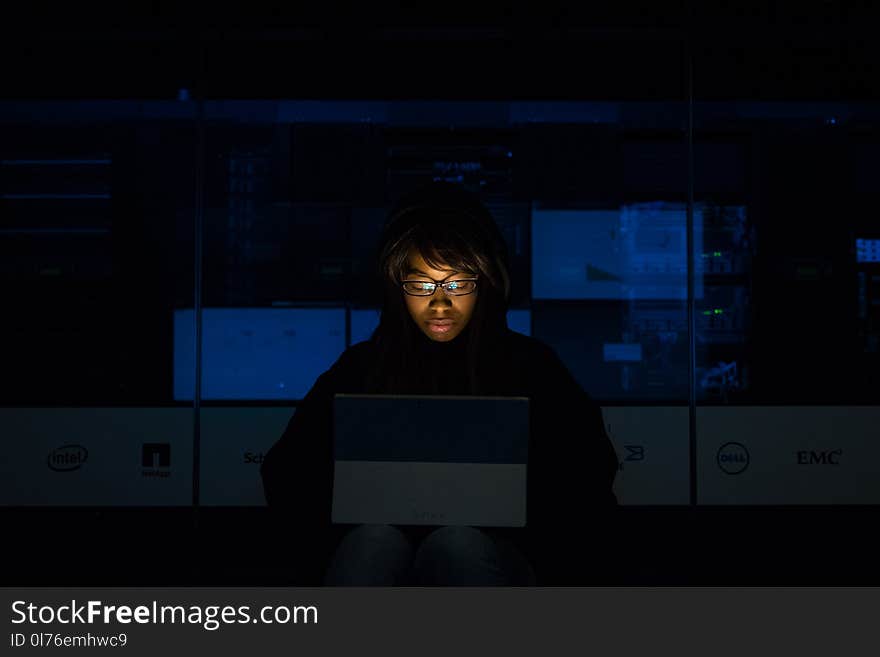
[402,249,478,343]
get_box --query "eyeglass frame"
[399,276,479,296]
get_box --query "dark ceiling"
[2,2,877,99]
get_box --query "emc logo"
[796,449,842,465]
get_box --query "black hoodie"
[260,326,619,581]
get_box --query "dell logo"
[717,442,749,475]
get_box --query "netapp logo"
[47,444,88,472]
[243,451,265,464]
[142,443,171,478]
[717,442,749,475]
[797,449,842,465]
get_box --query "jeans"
[323,524,537,586]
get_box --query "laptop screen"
[332,394,530,527]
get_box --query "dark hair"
[363,181,512,395]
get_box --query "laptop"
[331,394,529,527]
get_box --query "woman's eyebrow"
[408,268,457,277]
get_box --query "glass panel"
[694,97,880,502]
[195,96,690,509]
[0,101,198,507]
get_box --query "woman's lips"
[427,319,454,333]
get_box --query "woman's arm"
[260,348,359,525]
[527,342,620,529]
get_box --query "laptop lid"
[331,394,529,527]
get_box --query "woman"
[260,181,619,585]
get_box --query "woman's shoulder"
[300,340,376,398]
[503,329,562,368]
[325,339,376,378]
[501,329,586,396]
[342,338,376,359]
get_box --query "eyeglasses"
[401,278,478,296]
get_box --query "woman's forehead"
[406,250,457,274]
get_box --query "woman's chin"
[424,327,460,342]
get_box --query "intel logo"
[48,444,89,472]
[717,442,749,475]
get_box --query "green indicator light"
[714,308,724,314]
[713,251,722,257]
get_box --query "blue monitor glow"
[531,203,705,300]
[349,308,532,347]
[603,343,643,362]
[506,309,531,336]
[856,238,880,263]
[350,308,382,346]
[174,308,346,400]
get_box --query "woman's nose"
[429,291,453,305]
